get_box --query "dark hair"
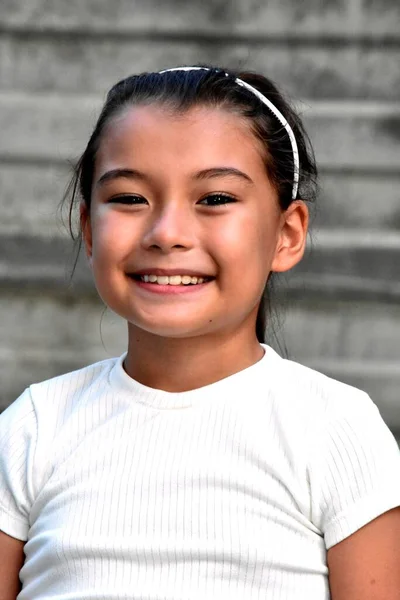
[62,65,318,346]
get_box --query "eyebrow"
[96,166,254,187]
[96,168,148,187]
[193,167,254,184]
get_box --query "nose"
[141,201,196,253]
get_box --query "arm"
[327,506,400,599]
[0,390,37,598]
[0,530,25,600]
[307,391,400,598]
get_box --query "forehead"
[96,104,268,175]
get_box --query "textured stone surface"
[0,94,98,161]
[1,0,399,36]
[0,291,127,410]
[0,235,86,290]
[0,163,71,237]
[1,95,400,170]
[291,230,400,301]
[281,299,400,362]
[1,34,400,100]
[316,172,400,229]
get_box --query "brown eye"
[198,194,237,206]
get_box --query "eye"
[198,193,237,207]
[108,195,148,205]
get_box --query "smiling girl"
[1,66,400,600]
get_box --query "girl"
[1,66,400,600]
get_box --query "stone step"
[2,232,400,301]
[316,172,400,229]
[0,294,127,411]
[1,291,399,432]
[277,298,400,363]
[1,33,399,100]
[1,162,399,237]
[1,93,399,170]
[1,0,399,37]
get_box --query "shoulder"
[27,355,122,421]
[264,346,371,422]
[265,352,400,546]
[240,347,377,474]
[30,355,120,393]
[31,355,120,389]
[0,356,125,521]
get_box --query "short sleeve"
[0,389,37,541]
[307,392,400,550]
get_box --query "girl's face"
[82,104,307,341]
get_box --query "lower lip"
[130,277,213,294]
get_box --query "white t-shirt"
[1,344,400,599]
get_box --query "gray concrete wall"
[1,0,399,440]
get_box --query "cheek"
[91,211,135,260]
[214,210,277,273]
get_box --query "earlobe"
[271,201,309,273]
[80,203,93,265]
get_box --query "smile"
[136,274,212,285]
[129,274,214,295]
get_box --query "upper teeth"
[141,275,206,285]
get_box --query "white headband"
[159,66,300,200]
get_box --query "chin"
[128,317,217,339]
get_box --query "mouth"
[129,274,215,286]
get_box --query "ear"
[80,202,93,267]
[271,200,309,272]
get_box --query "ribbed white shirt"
[1,344,400,599]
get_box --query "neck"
[124,325,264,393]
